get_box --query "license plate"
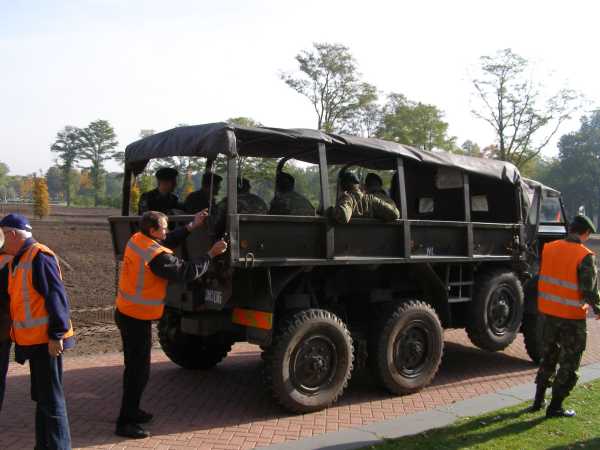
[205,289,223,306]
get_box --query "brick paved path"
[2,321,599,450]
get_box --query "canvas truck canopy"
[124,122,521,185]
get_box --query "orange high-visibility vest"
[8,243,75,346]
[0,254,12,270]
[116,232,173,321]
[538,239,593,320]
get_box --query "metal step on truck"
[109,123,567,413]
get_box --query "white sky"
[1,0,599,175]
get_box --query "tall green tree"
[340,83,382,137]
[79,120,119,206]
[548,111,600,218]
[50,126,83,206]
[377,93,456,151]
[45,166,63,201]
[472,48,580,168]
[281,42,366,132]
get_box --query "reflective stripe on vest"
[8,243,74,345]
[538,239,592,320]
[115,232,173,320]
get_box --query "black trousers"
[115,309,152,426]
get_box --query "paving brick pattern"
[2,320,600,450]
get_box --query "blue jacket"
[0,238,74,362]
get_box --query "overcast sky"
[1,0,599,175]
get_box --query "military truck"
[109,123,567,413]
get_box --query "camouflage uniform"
[238,192,268,214]
[535,234,600,399]
[269,191,315,216]
[367,187,397,208]
[216,193,268,215]
[334,187,400,224]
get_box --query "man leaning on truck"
[114,210,228,439]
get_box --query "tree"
[33,175,50,219]
[45,166,63,201]
[20,176,34,200]
[377,93,456,151]
[281,42,366,132]
[130,181,141,214]
[472,48,580,168]
[79,120,119,206]
[50,126,83,206]
[0,162,8,188]
[547,111,600,218]
[459,140,482,157]
[339,83,382,137]
[226,117,262,128]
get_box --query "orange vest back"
[116,232,173,321]
[8,243,75,346]
[538,239,593,320]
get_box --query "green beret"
[155,167,178,181]
[571,215,596,234]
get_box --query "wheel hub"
[488,286,516,335]
[291,335,338,394]
[394,322,430,377]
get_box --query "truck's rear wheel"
[371,301,443,394]
[466,270,524,352]
[263,309,354,413]
[522,312,545,364]
[158,309,232,370]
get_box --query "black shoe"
[115,423,150,439]
[133,410,153,424]
[546,407,576,418]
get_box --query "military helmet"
[340,171,360,187]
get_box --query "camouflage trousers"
[534,315,587,399]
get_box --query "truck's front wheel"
[371,301,444,395]
[158,309,232,370]
[466,270,524,352]
[263,309,354,413]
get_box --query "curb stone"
[255,362,600,450]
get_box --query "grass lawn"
[367,379,600,450]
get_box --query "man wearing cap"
[138,167,183,215]
[332,172,400,224]
[115,210,228,439]
[0,228,13,413]
[0,214,73,449]
[269,172,315,216]
[531,215,600,418]
[184,172,223,214]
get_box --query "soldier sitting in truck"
[184,173,222,214]
[365,173,396,207]
[269,172,315,216]
[333,172,400,224]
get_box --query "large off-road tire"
[158,309,232,370]
[522,312,545,364]
[370,301,444,395]
[263,309,354,413]
[466,269,524,352]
